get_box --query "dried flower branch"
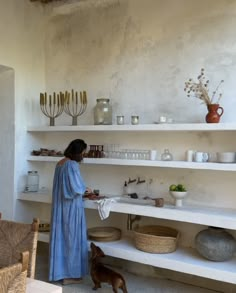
[184,68,224,106]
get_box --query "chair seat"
[0,251,29,293]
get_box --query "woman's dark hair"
[64,139,87,162]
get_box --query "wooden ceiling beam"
[30,0,63,3]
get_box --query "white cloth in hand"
[96,197,119,220]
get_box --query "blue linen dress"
[49,159,88,281]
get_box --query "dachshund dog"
[90,242,128,293]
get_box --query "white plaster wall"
[45,0,236,125]
[0,67,14,217]
[0,0,47,219]
[0,0,235,290]
[41,0,236,234]
[40,1,236,290]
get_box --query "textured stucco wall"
[41,2,236,290]
[45,0,236,125]
[0,0,235,290]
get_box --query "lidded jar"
[94,98,112,125]
[26,171,39,192]
[161,149,173,161]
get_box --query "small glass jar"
[26,171,39,192]
[94,98,112,125]
[116,115,124,125]
[161,149,173,161]
[131,115,139,125]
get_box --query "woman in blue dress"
[49,139,92,285]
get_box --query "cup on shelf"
[193,152,209,163]
[208,152,217,162]
[186,150,195,162]
[131,115,139,125]
[149,150,158,161]
[159,116,167,123]
[154,198,164,207]
[116,115,124,125]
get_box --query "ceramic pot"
[195,227,236,261]
[205,104,224,123]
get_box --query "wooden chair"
[0,213,39,279]
[0,251,29,293]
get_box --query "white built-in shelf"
[88,237,236,285]
[18,191,52,204]
[84,199,236,230]
[27,156,236,171]
[38,232,50,243]
[28,156,62,162]
[36,233,236,284]
[18,193,236,230]
[27,123,236,133]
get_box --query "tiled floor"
[52,273,220,293]
[35,243,219,293]
[36,263,220,293]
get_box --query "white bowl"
[216,152,235,163]
[169,191,187,207]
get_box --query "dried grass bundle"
[184,68,224,106]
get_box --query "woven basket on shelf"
[87,227,121,242]
[133,225,179,254]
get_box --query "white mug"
[194,152,209,163]
[150,150,157,161]
[186,150,195,162]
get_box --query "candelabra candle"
[40,92,64,126]
[64,90,87,125]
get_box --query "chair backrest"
[0,251,29,293]
[0,215,39,278]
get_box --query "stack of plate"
[217,152,235,163]
[87,226,121,242]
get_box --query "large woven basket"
[133,225,179,254]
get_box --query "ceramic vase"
[195,226,236,261]
[205,104,224,123]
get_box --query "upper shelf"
[27,156,236,171]
[27,123,236,132]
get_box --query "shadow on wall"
[0,65,15,219]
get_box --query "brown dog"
[90,242,128,293]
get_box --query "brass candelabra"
[64,89,87,125]
[40,92,64,126]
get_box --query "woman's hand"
[85,187,93,194]
[83,187,95,199]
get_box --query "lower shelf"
[38,233,236,284]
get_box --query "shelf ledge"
[18,193,236,230]
[27,156,236,171]
[27,123,236,132]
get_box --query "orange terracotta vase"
[205,104,224,123]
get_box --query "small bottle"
[161,149,173,161]
[26,171,39,192]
